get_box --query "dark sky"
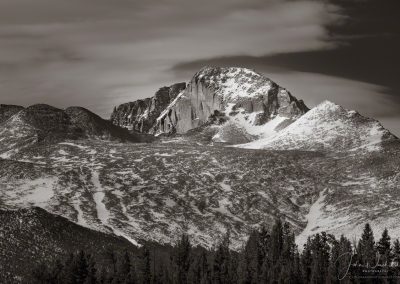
[0,0,399,135]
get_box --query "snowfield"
[0,134,399,250]
[0,67,399,250]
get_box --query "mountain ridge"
[111,67,309,142]
[111,82,186,133]
[110,67,397,151]
[0,104,151,158]
[238,100,398,152]
[0,66,399,259]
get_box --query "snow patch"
[237,100,388,152]
[59,142,89,149]
[296,190,326,248]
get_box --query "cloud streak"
[0,0,398,136]
[0,0,341,108]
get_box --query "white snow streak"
[296,190,326,248]
[91,170,140,246]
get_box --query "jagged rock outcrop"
[110,82,186,132]
[110,67,308,140]
[153,67,308,136]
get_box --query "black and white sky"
[0,0,399,135]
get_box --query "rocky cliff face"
[152,67,309,137]
[110,67,308,140]
[110,82,186,132]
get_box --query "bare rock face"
[110,82,186,132]
[110,67,308,139]
[152,67,309,137]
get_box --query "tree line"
[32,220,400,283]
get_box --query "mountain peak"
[239,101,396,152]
[196,66,260,77]
[316,100,341,109]
[193,66,274,101]
[110,66,308,138]
[305,100,345,118]
[150,67,308,135]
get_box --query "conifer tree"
[50,259,64,284]
[280,223,298,283]
[301,238,313,284]
[213,231,231,284]
[228,252,239,284]
[258,226,271,283]
[357,223,376,266]
[32,263,51,284]
[270,219,284,262]
[98,267,109,284]
[258,225,270,265]
[84,254,97,284]
[291,250,302,284]
[268,219,284,282]
[240,230,260,284]
[75,250,89,284]
[117,250,134,283]
[329,235,352,283]
[31,222,400,284]
[174,234,192,284]
[105,248,118,282]
[307,233,330,283]
[200,250,212,284]
[377,228,391,265]
[139,246,151,284]
[393,239,400,264]
[189,249,209,284]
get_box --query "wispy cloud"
[1,0,397,135]
[0,0,342,114]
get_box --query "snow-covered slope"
[238,100,396,152]
[1,135,399,250]
[111,67,308,142]
[1,66,399,253]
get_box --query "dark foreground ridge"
[2,207,399,283]
[0,207,138,283]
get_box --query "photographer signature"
[335,253,400,280]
